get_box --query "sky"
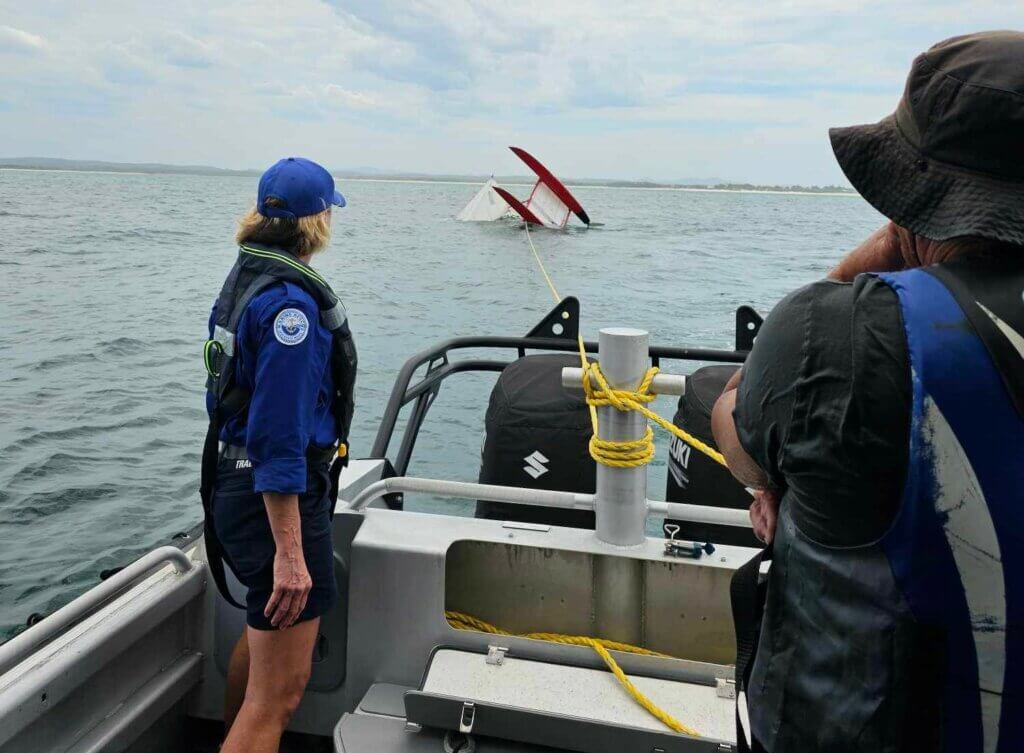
[1,1,1023,185]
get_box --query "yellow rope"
[583,362,728,468]
[524,223,564,305]
[445,610,701,736]
[522,225,728,469]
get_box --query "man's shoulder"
[767,275,900,329]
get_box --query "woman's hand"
[262,492,312,629]
[266,546,312,629]
[750,488,781,545]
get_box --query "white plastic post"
[594,328,649,546]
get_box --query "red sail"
[509,146,590,225]
[492,186,545,226]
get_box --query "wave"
[3,414,172,454]
[10,482,121,522]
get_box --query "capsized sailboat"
[454,177,511,222]
[456,147,591,229]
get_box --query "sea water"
[0,169,883,639]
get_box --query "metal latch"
[716,678,736,699]
[459,701,476,733]
[485,645,508,666]
[664,524,715,559]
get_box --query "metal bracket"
[663,523,715,559]
[735,305,763,352]
[525,296,580,341]
[716,678,737,700]
[459,701,476,733]
[485,645,509,666]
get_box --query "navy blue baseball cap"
[257,157,346,220]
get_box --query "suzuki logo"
[522,451,550,480]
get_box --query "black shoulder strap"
[199,414,246,609]
[237,243,342,314]
[227,272,280,331]
[202,264,285,610]
[731,546,772,753]
[927,257,1024,417]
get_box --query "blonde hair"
[235,197,332,257]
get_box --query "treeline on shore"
[0,157,853,194]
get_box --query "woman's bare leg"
[224,631,250,735]
[221,619,319,753]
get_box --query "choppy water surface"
[0,169,882,638]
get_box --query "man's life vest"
[734,256,1024,753]
[199,243,357,608]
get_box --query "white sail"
[526,181,571,229]
[456,178,510,221]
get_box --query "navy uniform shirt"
[207,282,337,494]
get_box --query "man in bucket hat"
[711,31,1024,753]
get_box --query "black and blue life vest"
[199,243,357,607]
[736,257,1024,752]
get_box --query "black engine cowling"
[476,354,596,528]
[665,365,760,547]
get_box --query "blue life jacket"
[738,258,1024,753]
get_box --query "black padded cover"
[665,365,759,547]
[476,354,596,528]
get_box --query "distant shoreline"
[342,175,857,197]
[0,158,856,196]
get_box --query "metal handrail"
[346,476,752,529]
[348,477,594,513]
[0,546,195,676]
[369,334,747,470]
[647,500,752,529]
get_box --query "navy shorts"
[211,457,338,630]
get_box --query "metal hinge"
[485,645,508,666]
[716,678,736,699]
[459,701,476,733]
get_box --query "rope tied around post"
[582,361,728,469]
[522,224,729,470]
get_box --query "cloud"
[0,25,46,53]
[157,32,217,70]
[0,0,1022,183]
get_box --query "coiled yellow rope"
[522,224,728,469]
[445,610,700,736]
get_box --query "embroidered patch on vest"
[273,308,309,346]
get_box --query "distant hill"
[0,157,854,194]
[0,156,262,176]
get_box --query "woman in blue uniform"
[200,157,356,753]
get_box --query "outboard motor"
[665,365,760,547]
[476,354,596,528]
